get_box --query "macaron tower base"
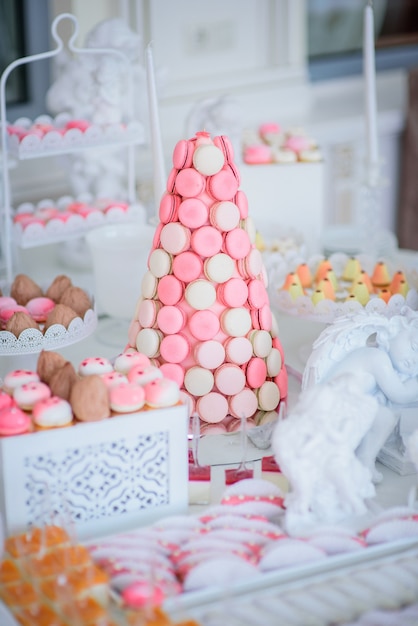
[127,131,287,433]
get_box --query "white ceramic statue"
[272,374,377,532]
[302,308,418,482]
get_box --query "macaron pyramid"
[127,131,287,431]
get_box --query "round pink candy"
[214,363,246,396]
[101,371,128,388]
[229,388,258,418]
[138,299,160,328]
[172,139,194,169]
[160,222,191,255]
[157,305,185,335]
[144,377,180,408]
[194,340,225,370]
[234,190,249,219]
[217,278,248,308]
[224,337,253,365]
[175,168,205,197]
[172,251,203,282]
[159,193,180,224]
[189,310,220,341]
[191,226,223,257]
[197,392,229,424]
[224,229,251,260]
[160,334,190,364]
[207,166,239,201]
[247,279,268,309]
[245,357,268,389]
[178,197,208,229]
[159,363,185,387]
[157,275,184,306]
[127,364,162,386]
[243,144,272,164]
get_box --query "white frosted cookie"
[78,356,113,377]
[33,396,73,428]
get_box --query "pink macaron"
[159,193,181,224]
[110,382,146,413]
[207,166,240,201]
[26,297,55,323]
[172,138,195,169]
[175,168,206,198]
[157,275,184,306]
[178,197,208,229]
[191,226,223,257]
[172,251,203,283]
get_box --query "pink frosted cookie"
[26,296,55,322]
[189,310,220,341]
[196,392,228,424]
[32,396,73,428]
[259,121,281,142]
[110,382,146,413]
[113,351,151,375]
[159,363,185,388]
[209,201,240,232]
[234,190,249,219]
[121,580,166,609]
[175,168,205,198]
[207,166,240,201]
[178,198,208,229]
[0,406,32,436]
[172,138,194,169]
[78,356,113,377]
[229,388,259,419]
[156,305,186,335]
[217,278,248,308]
[247,279,268,309]
[157,275,184,306]
[172,251,203,283]
[224,228,251,260]
[127,364,163,386]
[3,369,39,394]
[224,337,253,365]
[191,225,223,258]
[137,299,161,328]
[244,357,268,389]
[144,378,180,408]
[101,371,129,388]
[14,381,51,410]
[194,340,225,370]
[160,222,191,255]
[214,363,246,396]
[159,193,180,224]
[160,334,190,364]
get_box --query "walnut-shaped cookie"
[10,274,43,305]
[70,375,110,422]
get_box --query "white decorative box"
[0,404,189,540]
[240,162,325,255]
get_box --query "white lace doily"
[0,307,97,355]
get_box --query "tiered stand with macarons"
[127,130,288,433]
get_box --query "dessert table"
[2,244,418,625]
